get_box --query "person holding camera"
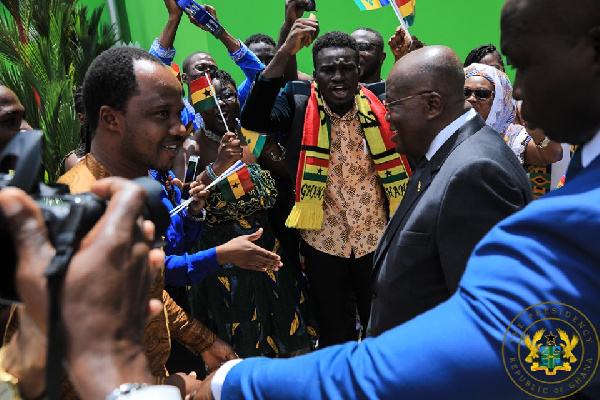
[0,177,181,399]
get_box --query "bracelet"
[269,143,287,162]
[206,163,218,180]
[186,209,206,222]
[106,383,149,400]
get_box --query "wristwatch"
[535,136,550,149]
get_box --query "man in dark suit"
[367,45,533,337]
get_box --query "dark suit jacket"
[367,114,533,337]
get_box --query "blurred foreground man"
[195,0,600,398]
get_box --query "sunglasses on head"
[464,88,494,101]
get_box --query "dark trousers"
[301,241,374,348]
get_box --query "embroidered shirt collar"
[323,98,358,123]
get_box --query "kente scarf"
[286,82,412,230]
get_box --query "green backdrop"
[78,0,510,86]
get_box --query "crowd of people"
[0,0,599,398]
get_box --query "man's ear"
[380,50,387,64]
[182,72,189,84]
[98,105,122,133]
[425,93,443,120]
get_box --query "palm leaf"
[0,0,118,181]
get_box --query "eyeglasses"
[464,88,494,101]
[357,42,382,52]
[215,91,237,103]
[384,91,436,111]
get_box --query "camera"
[0,130,169,304]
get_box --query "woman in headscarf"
[464,63,562,167]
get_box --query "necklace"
[204,129,222,143]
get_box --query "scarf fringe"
[285,203,324,230]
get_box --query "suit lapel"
[372,115,487,270]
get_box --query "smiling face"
[313,47,360,116]
[501,0,600,144]
[119,60,186,173]
[199,78,239,135]
[385,71,433,160]
[0,86,25,152]
[464,75,495,120]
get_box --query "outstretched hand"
[201,337,239,373]
[216,228,283,271]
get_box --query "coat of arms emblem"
[523,329,579,375]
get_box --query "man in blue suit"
[196,0,600,398]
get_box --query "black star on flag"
[204,89,211,97]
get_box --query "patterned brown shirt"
[300,101,388,258]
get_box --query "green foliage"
[0,0,117,181]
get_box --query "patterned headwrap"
[464,63,515,136]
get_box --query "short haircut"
[211,69,237,89]
[182,51,213,75]
[244,33,276,48]
[464,44,505,69]
[82,47,163,133]
[352,27,384,47]
[312,31,360,69]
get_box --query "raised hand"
[216,228,283,271]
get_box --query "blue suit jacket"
[221,155,600,399]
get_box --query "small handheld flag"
[395,0,416,27]
[190,75,217,113]
[241,126,267,158]
[216,165,255,202]
[354,0,389,11]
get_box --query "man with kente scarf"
[241,18,412,348]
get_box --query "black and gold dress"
[189,164,317,357]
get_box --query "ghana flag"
[190,75,217,113]
[354,0,390,10]
[395,0,416,27]
[168,62,182,83]
[217,166,255,202]
[241,127,267,158]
